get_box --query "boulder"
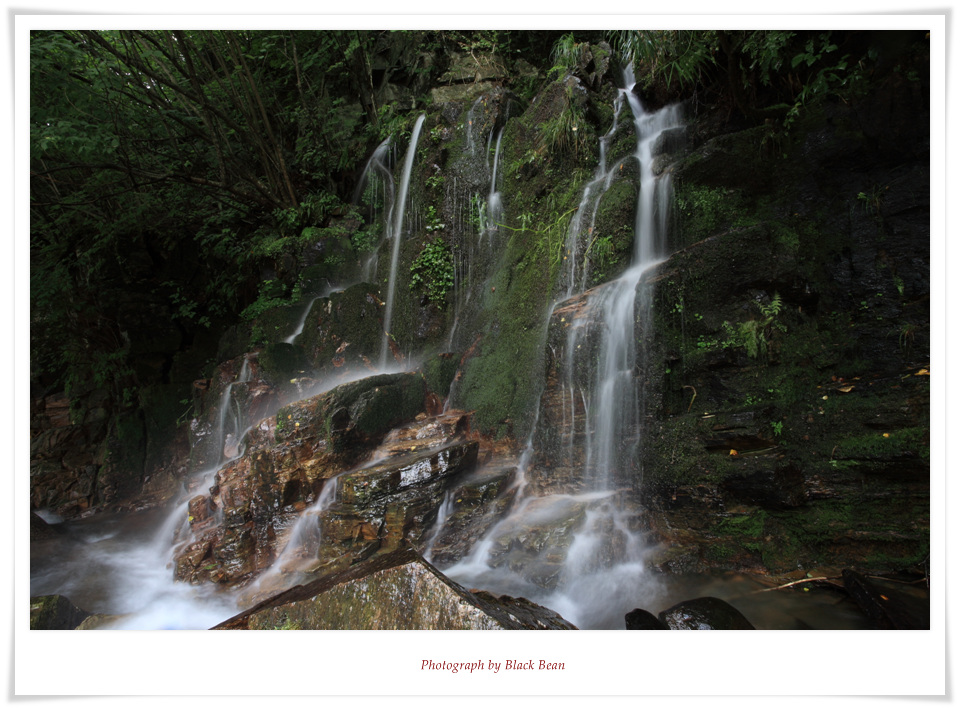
[658,596,756,630]
[30,595,91,630]
[215,545,577,630]
[625,608,669,630]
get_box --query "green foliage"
[548,33,588,79]
[409,237,454,307]
[696,293,787,362]
[423,204,446,233]
[675,184,744,240]
[613,30,719,91]
[241,280,291,321]
[612,29,876,128]
[730,292,786,360]
[538,85,589,158]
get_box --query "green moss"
[259,342,307,383]
[454,106,594,439]
[421,352,460,398]
[584,177,637,286]
[715,509,768,538]
[832,427,929,461]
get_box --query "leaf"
[838,385,855,393]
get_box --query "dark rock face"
[636,71,930,578]
[216,545,577,630]
[30,395,107,518]
[658,597,756,630]
[625,608,669,630]
[295,282,386,378]
[30,595,91,630]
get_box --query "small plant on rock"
[409,237,455,307]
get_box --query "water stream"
[379,114,426,368]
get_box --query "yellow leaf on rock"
[729,449,738,456]
[915,368,930,376]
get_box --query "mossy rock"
[420,352,460,399]
[30,595,91,630]
[249,303,304,349]
[275,372,426,458]
[259,342,308,383]
[297,282,384,374]
[585,176,638,287]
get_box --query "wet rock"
[425,463,519,565]
[216,545,577,630]
[421,352,460,402]
[338,441,478,509]
[274,372,426,458]
[295,283,385,380]
[658,596,756,630]
[175,380,482,588]
[188,354,279,472]
[842,569,929,629]
[30,595,91,630]
[625,608,669,630]
[720,464,806,509]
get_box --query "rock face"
[173,371,489,594]
[635,70,930,579]
[216,545,577,630]
[294,283,386,378]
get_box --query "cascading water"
[482,127,504,246]
[30,355,267,629]
[441,78,684,629]
[561,91,626,298]
[379,114,426,368]
[354,137,396,283]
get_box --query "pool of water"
[31,508,919,630]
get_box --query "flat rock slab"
[215,545,577,630]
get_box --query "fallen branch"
[683,385,697,413]
[749,576,842,594]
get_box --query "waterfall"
[441,85,683,629]
[380,114,426,368]
[483,127,504,246]
[354,137,396,283]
